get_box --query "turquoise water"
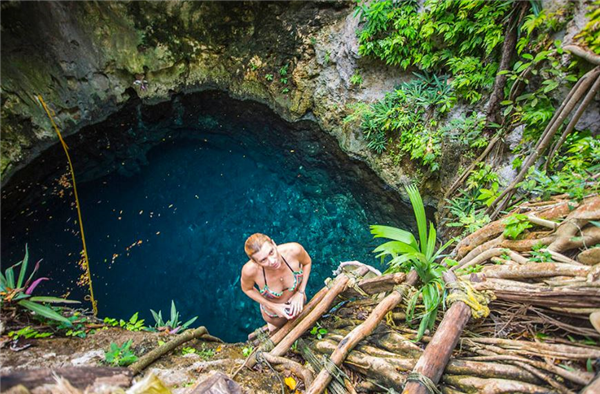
[1,96,413,342]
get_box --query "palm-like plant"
[371,184,453,340]
[0,246,79,325]
[150,300,198,334]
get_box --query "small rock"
[590,311,600,335]
[70,350,103,366]
[578,247,600,265]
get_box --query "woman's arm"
[288,243,312,317]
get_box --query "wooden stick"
[306,271,416,394]
[402,271,472,394]
[261,352,314,387]
[129,326,213,375]
[563,44,600,65]
[267,267,370,359]
[340,272,406,298]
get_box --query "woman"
[241,233,312,332]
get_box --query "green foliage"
[575,0,600,54]
[445,194,491,235]
[150,300,198,334]
[8,326,53,340]
[519,132,599,201]
[104,340,138,367]
[456,264,483,276]
[477,182,500,207]
[310,323,328,340]
[441,113,488,149]
[0,246,79,325]
[242,345,254,358]
[282,88,290,94]
[197,344,215,360]
[181,346,196,356]
[529,243,553,263]
[265,74,274,81]
[279,64,289,77]
[503,214,532,240]
[371,185,453,340]
[355,0,510,102]
[353,72,453,170]
[56,311,92,338]
[350,71,363,86]
[324,51,331,65]
[104,312,146,331]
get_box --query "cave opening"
[1,91,414,342]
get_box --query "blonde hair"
[244,233,273,259]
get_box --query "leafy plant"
[324,51,331,65]
[353,72,453,170]
[282,88,290,94]
[355,0,511,102]
[310,323,328,340]
[182,346,196,356]
[104,340,138,367]
[279,64,289,76]
[104,312,146,331]
[503,214,533,240]
[197,344,215,360]
[8,326,53,340]
[529,243,553,263]
[350,71,363,86]
[0,246,79,325]
[242,345,254,357]
[150,300,198,334]
[280,77,288,85]
[371,184,453,340]
[265,74,274,81]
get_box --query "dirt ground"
[1,328,288,393]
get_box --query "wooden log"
[267,267,370,359]
[473,279,600,309]
[245,286,330,366]
[340,272,407,298]
[0,367,132,391]
[129,326,213,375]
[261,353,314,387]
[564,44,600,65]
[580,372,600,394]
[402,271,472,394]
[482,262,590,279]
[306,271,416,394]
[442,375,550,394]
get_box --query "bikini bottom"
[260,304,281,318]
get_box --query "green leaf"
[17,245,29,288]
[6,266,15,289]
[171,300,177,324]
[406,184,427,252]
[28,296,80,304]
[370,225,418,249]
[18,300,72,325]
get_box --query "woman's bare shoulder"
[241,260,258,278]
[280,242,306,256]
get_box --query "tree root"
[129,326,214,375]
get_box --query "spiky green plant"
[150,300,198,334]
[0,246,79,325]
[371,185,453,340]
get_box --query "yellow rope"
[37,95,98,316]
[446,279,495,320]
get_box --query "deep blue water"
[1,112,412,342]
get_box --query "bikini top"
[258,256,303,300]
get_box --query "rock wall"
[1,1,596,206]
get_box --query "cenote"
[1,91,415,342]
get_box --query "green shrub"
[104,340,138,366]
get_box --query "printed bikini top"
[258,256,303,299]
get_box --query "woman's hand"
[287,291,305,318]
[270,303,293,319]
